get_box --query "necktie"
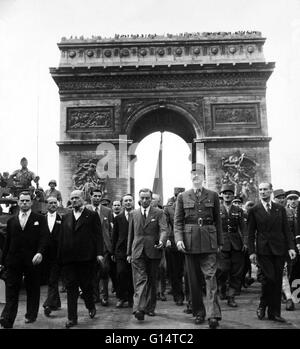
[125,212,128,221]
[266,203,271,214]
[196,189,201,200]
[95,206,99,215]
[144,209,147,219]
[21,212,27,229]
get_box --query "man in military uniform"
[174,163,223,329]
[9,158,38,197]
[45,180,62,206]
[217,184,247,307]
[273,189,286,206]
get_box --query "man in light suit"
[86,188,114,306]
[58,190,103,328]
[174,163,223,329]
[42,196,63,317]
[0,191,49,328]
[127,188,168,321]
[248,182,296,323]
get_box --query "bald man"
[58,190,104,328]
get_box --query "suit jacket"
[112,211,130,259]
[1,211,49,267]
[44,212,62,261]
[247,202,295,256]
[86,204,114,255]
[220,204,247,251]
[163,202,178,248]
[174,188,223,254]
[57,207,103,265]
[127,206,168,260]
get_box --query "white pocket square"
[151,218,156,222]
[34,221,39,226]
[56,221,61,224]
[104,217,108,220]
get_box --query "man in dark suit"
[86,188,114,306]
[111,193,134,308]
[0,191,49,328]
[127,188,168,321]
[42,196,63,317]
[58,190,104,328]
[248,182,296,323]
[174,163,223,329]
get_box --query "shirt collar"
[261,200,272,209]
[140,206,151,215]
[73,206,84,214]
[19,209,31,217]
[47,211,57,217]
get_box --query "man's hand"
[127,256,132,264]
[289,249,297,260]
[176,241,186,252]
[296,244,300,253]
[217,245,223,253]
[154,240,164,249]
[166,239,172,248]
[32,253,43,265]
[111,255,116,262]
[249,253,257,265]
[96,255,104,264]
[242,245,248,252]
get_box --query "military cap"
[48,179,57,186]
[273,189,285,198]
[220,184,235,194]
[191,163,205,173]
[174,187,185,195]
[232,196,243,203]
[285,190,300,199]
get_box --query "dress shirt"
[92,204,101,215]
[140,205,150,218]
[124,210,131,221]
[73,207,84,221]
[47,211,57,233]
[19,209,31,229]
[261,200,272,213]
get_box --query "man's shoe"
[160,293,167,301]
[116,300,125,308]
[208,318,219,329]
[227,297,238,308]
[256,307,266,320]
[24,318,36,324]
[146,311,156,316]
[101,299,109,306]
[65,319,78,328]
[0,317,13,329]
[88,307,96,319]
[134,311,144,321]
[195,315,205,325]
[286,298,295,311]
[268,315,286,323]
[44,306,52,317]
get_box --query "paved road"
[1,281,300,329]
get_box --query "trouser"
[282,261,293,300]
[131,251,160,314]
[166,247,184,302]
[185,253,221,320]
[116,257,134,302]
[257,254,285,317]
[62,261,95,321]
[217,250,245,296]
[43,260,61,309]
[1,264,41,326]
[157,250,167,295]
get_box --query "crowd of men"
[0,160,299,329]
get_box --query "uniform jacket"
[112,211,130,259]
[174,188,223,254]
[163,201,177,248]
[44,212,62,261]
[285,206,298,239]
[1,211,49,267]
[247,202,295,256]
[127,206,168,260]
[57,207,103,265]
[296,204,300,245]
[220,204,247,251]
[86,204,114,254]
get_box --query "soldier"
[217,184,247,307]
[45,180,63,206]
[273,189,286,206]
[174,163,223,329]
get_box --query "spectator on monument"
[57,190,103,328]
[0,191,49,329]
[164,187,185,306]
[86,189,114,306]
[45,180,63,206]
[174,163,223,329]
[248,183,296,323]
[127,188,168,321]
[42,197,63,317]
[111,194,134,308]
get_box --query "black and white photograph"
[0,0,300,334]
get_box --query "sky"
[0,0,300,205]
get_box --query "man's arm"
[126,213,134,258]
[37,215,50,256]
[281,206,295,251]
[111,215,119,256]
[247,208,257,256]
[213,192,223,246]
[238,208,247,248]
[174,193,184,244]
[158,209,169,245]
[93,212,104,257]
[0,221,11,266]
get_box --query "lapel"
[75,208,89,231]
[198,188,209,203]
[65,211,74,232]
[257,202,278,230]
[268,203,280,231]
[187,189,197,202]
[23,212,35,231]
[13,214,22,230]
[144,206,155,228]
